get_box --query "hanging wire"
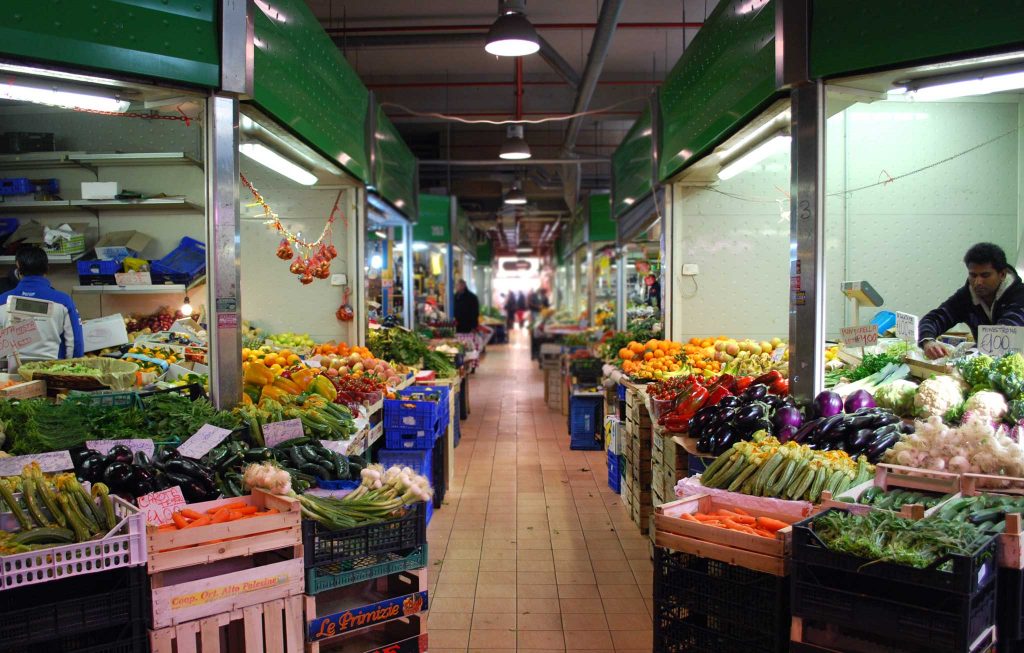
[73,105,193,126]
[379,96,647,126]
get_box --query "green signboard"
[0,0,218,87]
[588,194,614,243]
[373,106,417,217]
[414,194,451,243]
[476,241,493,266]
[253,0,369,182]
[658,0,778,182]
[612,107,655,219]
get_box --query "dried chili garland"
[240,174,341,285]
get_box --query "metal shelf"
[0,151,201,169]
[73,276,206,295]
[0,199,71,211]
[0,252,84,264]
[0,197,201,213]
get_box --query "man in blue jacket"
[0,245,84,360]
[919,243,1024,359]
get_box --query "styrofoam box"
[81,181,120,200]
[81,313,129,352]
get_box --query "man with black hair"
[0,245,84,360]
[919,242,1024,359]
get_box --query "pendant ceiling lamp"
[485,0,540,57]
[499,124,532,160]
[504,180,527,205]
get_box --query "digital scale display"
[9,296,51,316]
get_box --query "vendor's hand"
[922,340,947,360]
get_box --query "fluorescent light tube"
[0,82,129,112]
[413,243,430,252]
[717,135,791,181]
[239,142,317,186]
[895,70,1024,101]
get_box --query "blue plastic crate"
[378,448,433,478]
[608,449,621,493]
[0,178,32,196]
[569,395,603,437]
[425,497,433,525]
[453,410,461,447]
[77,258,123,276]
[571,430,603,451]
[385,387,446,432]
[617,384,626,401]
[150,236,206,281]
[385,422,441,450]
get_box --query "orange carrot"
[157,523,177,532]
[211,508,232,523]
[180,508,203,520]
[235,505,259,515]
[207,502,247,514]
[753,529,775,538]
[252,510,279,517]
[693,514,722,522]
[171,512,190,529]
[756,516,789,532]
[716,510,756,525]
[183,515,211,528]
[679,513,699,522]
[228,510,243,520]
[729,507,751,517]
[721,518,758,535]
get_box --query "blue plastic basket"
[377,448,433,478]
[385,422,441,450]
[617,384,626,401]
[0,178,32,196]
[77,258,123,276]
[150,236,206,281]
[384,387,446,432]
[570,395,603,436]
[607,449,621,493]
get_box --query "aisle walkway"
[426,330,654,653]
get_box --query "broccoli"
[994,352,1024,379]
[957,354,994,387]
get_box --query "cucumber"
[11,526,76,545]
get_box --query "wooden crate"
[653,493,796,577]
[0,374,45,399]
[819,463,960,519]
[961,473,1024,569]
[150,595,305,653]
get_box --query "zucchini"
[11,526,76,545]
[22,478,54,528]
[0,479,31,531]
[57,494,91,542]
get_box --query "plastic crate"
[378,448,433,478]
[9,623,147,653]
[0,565,148,648]
[77,258,123,277]
[0,496,144,590]
[793,509,998,595]
[306,545,428,594]
[617,384,627,401]
[654,547,789,653]
[608,449,621,494]
[453,407,461,446]
[150,271,193,285]
[0,177,33,196]
[432,434,447,509]
[150,236,206,281]
[570,357,604,382]
[384,391,443,433]
[302,502,427,569]
[688,454,714,477]
[66,389,144,409]
[385,422,441,450]
[999,567,1024,643]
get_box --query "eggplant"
[106,445,134,465]
[102,461,134,490]
[735,403,768,426]
[740,418,773,436]
[813,391,844,418]
[152,471,173,491]
[900,422,916,434]
[847,414,877,429]
[70,446,94,467]
[848,428,876,450]
[763,395,787,410]
[870,413,901,428]
[741,384,769,402]
[715,429,738,454]
[696,435,712,453]
[78,454,107,483]
[867,431,900,460]
[844,389,877,413]
[777,425,798,443]
[134,451,152,468]
[164,471,209,502]
[811,413,846,440]
[717,396,742,409]
[792,417,824,443]
[772,406,804,432]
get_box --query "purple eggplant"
[772,406,804,432]
[813,391,844,418]
[844,389,876,413]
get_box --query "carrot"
[183,515,211,528]
[756,516,789,532]
[693,514,722,522]
[180,508,203,520]
[252,510,279,517]
[228,510,243,521]
[753,529,775,538]
[235,505,259,515]
[679,513,699,522]
[729,507,751,517]
[211,508,232,523]
[171,512,190,529]
[157,523,177,531]
[716,510,756,525]
[721,518,758,535]
[207,502,247,514]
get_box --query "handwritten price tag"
[263,419,305,447]
[978,325,1024,358]
[176,424,232,459]
[0,321,42,358]
[320,439,350,454]
[86,439,155,457]
[840,325,878,348]
[895,312,919,344]
[0,450,74,476]
[113,270,152,286]
[137,486,186,525]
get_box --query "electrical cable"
[379,96,648,125]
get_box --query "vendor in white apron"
[0,245,84,361]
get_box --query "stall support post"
[662,185,680,343]
[788,79,826,405]
[351,187,367,345]
[403,222,415,329]
[615,247,627,331]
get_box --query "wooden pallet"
[790,616,995,653]
[150,594,305,653]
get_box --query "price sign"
[895,312,919,344]
[0,320,42,358]
[114,271,152,286]
[320,439,350,454]
[840,325,878,348]
[176,424,232,459]
[137,486,186,525]
[85,439,155,457]
[263,419,305,447]
[0,450,73,476]
[978,325,1024,358]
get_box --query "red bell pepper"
[673,385,710,422]
[704,385,733,407]
[706,373,734,394]
[770,378,790,395]
[753,370,783,387]
[733,376,755,393]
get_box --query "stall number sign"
[0,321,42,358]
[895,312,919,344]
[0,450,73,477]
[176,424,232,459]
[137,486,186,525]
[840,325,878,348]
[978,325,1024,358]
[263,419,305,447]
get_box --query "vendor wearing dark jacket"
[919,243,1024,359]
[452,279,480,334]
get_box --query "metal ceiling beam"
[419,158,608,165]
[325,22,703,35]
[537,36,581,89]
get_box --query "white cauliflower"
[963,390,1009,423]
[914,375,965,418]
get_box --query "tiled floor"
[425,329,654,652]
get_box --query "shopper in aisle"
[919,242,1024,359]
[453,279,480,334]
[0,245,84,360]
[503,292,516,330]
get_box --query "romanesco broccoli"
[994,352,1024,379]
[958,354,994,387]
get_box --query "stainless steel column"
[788,80,826,405]
[402,220,414,329]
[661,185,677,341]
[615,247,627,331]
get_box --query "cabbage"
[874,380,918,417]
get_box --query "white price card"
[840,325,878,348]
[114,271,152,286]
[320,439,350,455]
[977,325,1024,358]
[85,439,155,457]
[176,424,232,459]
[137,486,187,525]
[263,419,305,447]
[0,450,74,477]
[895,312,919,344]
[0,320,42,358]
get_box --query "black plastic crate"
[302,502,427,568]
[654,547,789,653]
[999,567,1024,644]
[792,509,998,595]
[9,623,149,653]
[570,357,603,383]
[792,614,997,653]
[432,433,447,510]
[0,565,148,649]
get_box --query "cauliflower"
[957,354,993,387]
[963,390,1009,423]
[874,380,918,417]
[914,375,965,418]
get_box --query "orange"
[629,342,644,354]
[644,351,654,361]
[619,348,634,360]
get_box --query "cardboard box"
[81,314,129,352]
[81,181,120,200]
[4,221,90,251]
[94,230,151,259]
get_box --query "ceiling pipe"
[326,22,703,35]
[562,0,625,155]
[514,57,524,121]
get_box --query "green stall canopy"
[373,105,417,216]
[658,0,778,182]
[0,0,218,87]
[415,194,452,243]
[588,194,614,243]
[612,106,655,220]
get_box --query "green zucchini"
[11,526,76,545]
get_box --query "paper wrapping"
[674,475,817,519]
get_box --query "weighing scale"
[4,295,58,370]
[841,280,884,328]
